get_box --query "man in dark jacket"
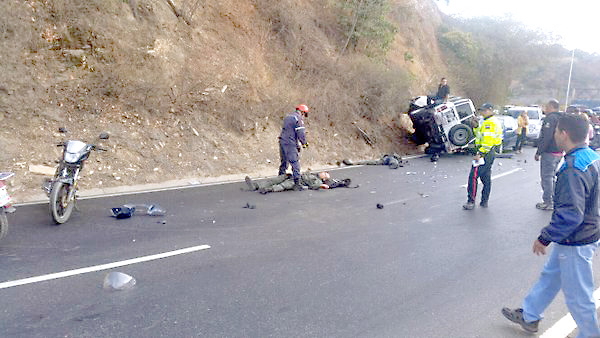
[502,113,600,336]
[535,99,563,210]
[435,77,450,103]
[279,104,309,191]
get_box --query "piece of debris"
[29,164,56,176]
[376,203,384,209]
[243,202,256,209]
[418,193,430,198]
[356,126,374,147]
[111,206,135,219]
[103,271,136,291]
[110,204,166,219]
[58,127,68,133]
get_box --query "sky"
[435,0,600,54]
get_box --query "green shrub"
[337,0,397,57]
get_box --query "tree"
[338,0,397,57]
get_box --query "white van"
[507,106,544,146]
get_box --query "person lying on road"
[342,153,404,169]
[245,171,354,194]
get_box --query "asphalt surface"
[0,146,594,337]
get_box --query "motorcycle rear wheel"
[0,210,8,240]
[49,181,74,224]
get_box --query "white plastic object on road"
[103,271,136,291]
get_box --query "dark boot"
[292,178,304,191]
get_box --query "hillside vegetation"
[1,0,451,201]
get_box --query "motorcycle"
[44,132,109,224]
[0,172,15,240]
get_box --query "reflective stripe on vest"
[475,116,503,153]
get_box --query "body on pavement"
[245,172,352,194]
[342,153,404,169]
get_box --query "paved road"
[0,147,594,337]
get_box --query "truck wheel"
[448,124,473,146]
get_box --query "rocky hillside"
[0,0,452,202]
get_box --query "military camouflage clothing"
[245,172,351,193]
[344,153,403,169]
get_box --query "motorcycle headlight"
[64,152,80,163]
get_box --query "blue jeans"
[522,241,600,338]
[540,153,562,205]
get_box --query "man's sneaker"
[480,201,488,208]
[245,176,257,191]
[535,202,553,210]
[501,308,540,333]
[462,202,475,210]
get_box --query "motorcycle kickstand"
[73,196,80,212]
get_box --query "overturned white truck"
[408,96,478,155]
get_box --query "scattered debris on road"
[110,204,166,219]
[103,271,136,291]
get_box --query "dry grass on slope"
[1,0,434,202]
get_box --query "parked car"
[409,96,477,155]
[507,106,544,146]
[495,115,518,152]
[502,105,515,115]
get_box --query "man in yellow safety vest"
[463,103,503,210]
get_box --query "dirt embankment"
[0,0,450,203]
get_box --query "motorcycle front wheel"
[49,181,75,224]
[0,209,8,240]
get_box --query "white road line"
[460,168,522,188]
[0,244,210,290]
[540,288,600,338]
